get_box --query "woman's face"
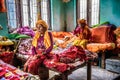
[36,24,47,34]
[80,23,86,28]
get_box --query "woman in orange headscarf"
[73,19,91,49]
[24,20,53,75]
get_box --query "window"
[91,0,100,25]
[21,0,29,26]
[21,0,38,27]
[6,0,50,30]
[78,0,87,20]
[6,0,17,29]
[6,0,38,29]
[30,0,37,27]
[41,0,51,29]
[77,0,100,26]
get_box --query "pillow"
[91,25,116,43]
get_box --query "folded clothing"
[44,46,86,72]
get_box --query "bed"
[14,34,93,80]
[0,59,39,80]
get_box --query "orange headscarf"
[32,20,51,48]
[78,19,91,39]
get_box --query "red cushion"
[91,25,115,43]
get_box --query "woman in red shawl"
[24,20,53,75]
[73,19,91,49]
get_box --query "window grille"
[77,0,100,26]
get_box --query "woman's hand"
[42,51,46,55]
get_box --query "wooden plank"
[101,52,105,68]
[87,61,91,80]
[49,61,92,80]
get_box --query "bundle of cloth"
[16,38,33,61]
[13,26,34,37]
[23,46,87,73]
[18,38,33,55]
[91,24,116,43]
[44,45,87,72]
[52,31,72,39]
[87,24,116,53]
[52,31,74,48]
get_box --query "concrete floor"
[49,66,119,80]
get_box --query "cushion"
[91,25,116,43]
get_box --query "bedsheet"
[0,60,39,80]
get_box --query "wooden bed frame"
[14,38,92,80]
[48,61,92,80]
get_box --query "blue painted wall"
[66,0,76,31]
[50,0,65,31]
[100,0,120,26]
[0,13,8,36]
[3,0,120,33]
[50,0,76,31]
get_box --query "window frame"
[40,0,51,30]
[77,0,100,27]
[6,0,51,32]
[6,0,18,32]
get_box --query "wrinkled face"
[36,24,47,34]
[80,23,86,28]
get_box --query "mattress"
[86,43,115,53]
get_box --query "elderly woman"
[24,20,53,75]
[73,19,91,49]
